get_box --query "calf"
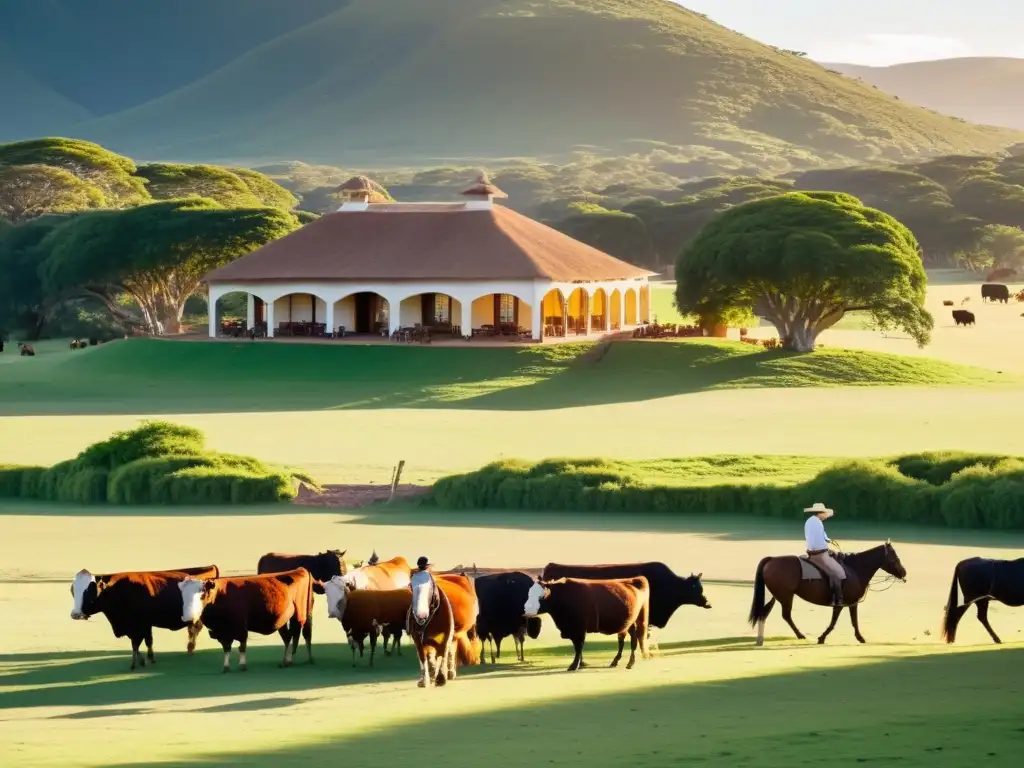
[982,283,1010,303]
[475,571,542,663]
[18,343,34,356]
[322,578,411,666]
[339,554,410,652]
[70,565,219,669]
[525,577,650,672]
[180,568,314,672]
[952,309,975,326]
[257,550,346,595]
[542,561,710,629]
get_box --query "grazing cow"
[542,561,710,629]
[322,579,411,666]
[179,568,314,672]
[981,283,1010,303]
[525,577,650,672]
[70,339,84,349]
[340,554,411,653]
[18,343,34,356]
[406,559,481,688]
[70,565,220,669]
[942,557,1024,644]
[942,300,954,307]
[474,571,543,663]
[952,309,976,326]
[257,550,346,595]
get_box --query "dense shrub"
[429,452,1024,530]
[0,422,306,506]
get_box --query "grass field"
[3,505,1024,767]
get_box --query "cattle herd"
[68,545,1021,690]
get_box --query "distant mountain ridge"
[825,57,1024,130]
[1,1,1021,167]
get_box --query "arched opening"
[333,292,390,336]
[565,287,590,335]
[272,293,330,336]
[591,288,608,332]
[624,288,638,326]
[466,293,533,339]
[609,289,622,331]
[396,292,463,338]
[639,284,651,323]
[212,291,251,337]
[541,288,567,338]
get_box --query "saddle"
[798,555,850,582]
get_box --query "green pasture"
[2,506,1023,767]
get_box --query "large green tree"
[675,191,933,352]
[0,165,104,223]
[0,214,76,338]
[138,163,298,210]
[40,198,301,334]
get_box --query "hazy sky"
[679,1,1024,65]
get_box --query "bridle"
[408,571,442,636]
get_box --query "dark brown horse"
[748,541,907,645]
[942,557,1024,644]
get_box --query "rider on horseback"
[804,502,844,606]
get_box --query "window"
[498,294,516,324]
[433,294,451,323]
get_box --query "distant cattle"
[525,576,651,671]
[322,579,411,666]
[18,343,34,356]
[180,568,314,672]
[982,283,1010,303]
[541,561,710,629]
[1016,290,1024,303]
[70,564,220,669]
[257,550,346,595]
[474,571,543,663]
[942,300,954,307]
[952,309,976,326]
[70,339,85,349]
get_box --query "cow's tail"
[942,564,963,644]
[748,557,774,627]
[456,629,482,666]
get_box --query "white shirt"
[804,515,829,551]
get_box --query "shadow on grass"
[0,641,418,711]
[0,501,331,518]
[345,506,1024,548]
[0,338,1006,418]
[111,647,1024,767]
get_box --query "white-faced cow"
[322,577,411,666]
[474,571,543,663]
[179,568,314,672]
[70,565,220,669]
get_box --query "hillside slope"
[3,1,1021,166]
[0,42,91,138]
[827,57,1024,130]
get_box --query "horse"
[942,557,1024,644]
[341,553,411,655]
[748,540,907,646]
[406,569,480,688]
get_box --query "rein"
[835,543,901,602]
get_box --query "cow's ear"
[339,550,346,557]
[203,579,216,594]
[696,572,703,580]
[95,577,109,592]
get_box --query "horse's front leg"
[848,604,866,643]
[818,606,842,644]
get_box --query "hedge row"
[428,453,1024,530]
[0,422,308,506]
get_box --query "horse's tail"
[941,564,962,644]
[456,629,482,666]
[748,557,773,627]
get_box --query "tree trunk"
[782,324,818,352]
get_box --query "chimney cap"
[461,170,507,199]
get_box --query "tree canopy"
[0,165,104,223]
[137,163,297,210]
[675,191,933,352]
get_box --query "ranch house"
[203,175,654,342]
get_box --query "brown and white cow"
[70,565,220,669]
[524,576,650,672]
[338,554,411,652]
[179,568,314,672]
[322,579,411,666]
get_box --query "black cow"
[542,561,710,629]
[942,557,1024,644]
[952,309,976,326]
[981,283,1010,303]
[474,571,543,664]
[257,550,346,595]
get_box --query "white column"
[266,299,275,338]
[455,297,471,337]
[643,284,652,323]
[324,299,335,337]
[618,289,625,329]
[531,299,542,341]
[387,295,402,337]
[208,285,218,338]
[584,292,592,335]
[246,294,255,329]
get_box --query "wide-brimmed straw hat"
[803,502,833,514]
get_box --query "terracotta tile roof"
[204,204,653,283]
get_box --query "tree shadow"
[0,501,334,518]
[111,647,1024,767]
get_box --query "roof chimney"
[460,170,507,210]
[336,175,386,211]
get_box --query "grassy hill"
[827,57,1024,131]
[1,1,1020,166]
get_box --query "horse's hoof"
[609,661,619,668]
[240,665,248,672]
[222,668,230,674]
[817,637,826,645]
[417,679,426,688]
[755,639,764,648]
